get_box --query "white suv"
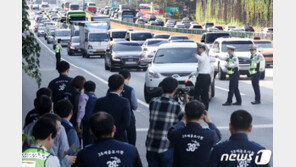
[209,38,265,80]
[144,42,216,103]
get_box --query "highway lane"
[23,30,273,166]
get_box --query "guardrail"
[111,19,273,41]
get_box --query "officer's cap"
[226,45,235,50]
[197,43,206,50]
[249,44,257,50]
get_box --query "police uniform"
[55,43,62,69]
[208,133,270,167]
[48,74,72,105]
[168,122,221,167]
[192,45,212,110]
[221,46,242,106]
[249,45,264,104]
[74,139,143,167]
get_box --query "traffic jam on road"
[24,1,273,167]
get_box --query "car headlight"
[70,46,75,49]
[148,69,159,78]
[112,56,121,62]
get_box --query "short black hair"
[160,77,178,94]
[230,110,253,131]
[71,75,86,91]
[36,87,52,99]
[108,74,124,92]
[58,39,61,43]
[35,95,52,116]
[185,100,205,121]
[55,99,73,118]
[32,116,58,140]
[119,69,131,80]
[57,61,70,74]
[84,81,96,92]
[90,112,114,140]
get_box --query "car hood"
[113,51,144,58]
[130,41,145,45]
[112,38,126,42]
[259,48,273,55]
[71,42,80,47]
[150,63,198,73]
[220,52,251,59]
[56,36,70,40]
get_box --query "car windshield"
[154,48,198,63]
[49,31,55,35]
[206,23,214,26]
[254,41,273,48]
[39,27,46,30]
[206,33,230,43]
[85,23,108,30]
[154,35,170,39]
[193,25,202,28]
[70,5,79,10]
[147,40,168,46]
[112,31,126,38]
[131,33,152,41]
[56,30,70,36]
[171,36,188,40]
[89,3,96,7]
[71,37,80,43]
[113,43,142,51]
[176,25,185,28]
[89,33,109,42]
[222,41,253,52]
[123,11,135,16]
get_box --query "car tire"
[218,68,226,80]
[144,84,153,103]
[260,71,265,80]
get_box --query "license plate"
[96,49,103,52]
[178,84,186,88]
[125,61,137,65]
[127,58,134,62]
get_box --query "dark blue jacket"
[48,74,72,105]
[82,92,97,147]
[24,109,39,127]
[74,139,142,167]
[93,92,131,142]
[121,84,136,123]
[168,122,221,167]
[64,88,81,127]
[61,119,80,152]
[208,133,270,167]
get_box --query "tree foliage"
[23,0,42,87]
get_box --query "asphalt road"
[23,23,273,166]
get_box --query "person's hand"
[188,74,193,79]
[75,125,82,138]
[203,110,212,124]
[193,53,198,58]
[66,155,76,165]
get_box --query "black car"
[153,34,170,39]
[104,42,147,71]
[155,19,164,26]
[243,25,255,32]
[67,36,81,56]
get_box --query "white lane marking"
[215,86,246,96]
[35,35,150,108]
[136,124,273,132]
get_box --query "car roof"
[109,29,128,32]
[154,34,170,36]
[159,42,197,49]
[171,35,188,37]
[146,38,168,41]
[130,31,151,34]
[112,41,141,45]
[215,37,253,42]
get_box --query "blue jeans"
[146,148,174,167]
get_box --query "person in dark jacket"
[208,110,270,167]
[93,74,131,142]
[168,100,221,167]
[64,75,86,127]
[48,61,72,105]
[74,112,142,167]
[119,70,138,146]
[55,99,80,151]
[24,87,52,127]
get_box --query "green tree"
[22,0,41,87]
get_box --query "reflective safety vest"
[22,147,51,167]
[226,57,237,75]
[249,54,258,75]
[55,44,61,53]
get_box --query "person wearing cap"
[55,39,62,69]
[189,44,212,110]
[220,45,242,106]
[249,44,265,104]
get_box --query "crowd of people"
[22,60,269,167]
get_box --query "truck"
[86,2,97,13]
[79,22,110,58]
[90,16,110,29]
[118,9,136,23]
[66,11,86,25]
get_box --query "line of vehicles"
[30,3,273,104]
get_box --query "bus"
[118,10,136,23]
[66,11,86,25]
[139,4,152,15]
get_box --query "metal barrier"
[111,19,273,40]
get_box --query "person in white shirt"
[189,44,211,110]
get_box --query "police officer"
[48,61,72,105]
[221,45,242,106]
[189,44,212,110]
[249,45,264,105]
[208,110,270,167]
[55,39,62,69]
[74,112,142,167]
[168,100,221,167]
